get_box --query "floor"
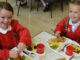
[0,0,68,38]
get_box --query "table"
[8,31,80,60]
[32,31,80,60]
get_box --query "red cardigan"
[0,20,32,60]
[54,16,80,44]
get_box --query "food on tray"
[57,58,66,60]
[34,45,37,49]
[27,46,32,51]
[47,37,66,50]
[10,56,23,60]
[14,58,20,60]
[47,37,66,44]
[10,55,26,60]
[27,43,36,51]
[22,55,26,60]
[50,42,60,49]
[10,58,20,60]
[71,44,80,53]
[10,58,14,60]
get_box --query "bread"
[10,56,22,60]
[57,58,66,60]
[47,37,66,44]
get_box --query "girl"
[0,2,32,60]
[54,0,80,44]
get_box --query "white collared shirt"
[69,19,80,33]
[0,26,12,34]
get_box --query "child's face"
[0,9,13,29]
[69,4,80,23]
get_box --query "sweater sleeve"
[54,17,68,35]
[12,20,32,46]
[0,49,10,60]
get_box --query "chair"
[34,0,41,12]
[5,0,28,16]
[35,0,64,18]
[17,0,32,16]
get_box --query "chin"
[72,21,78,23]
[3,27,8,29]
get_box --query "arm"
[17,27,32,45]
[0,49,9,60]
[54,16,68,36]
[0,48,18,60]
[11,20,32,52]
[12,20,32,46]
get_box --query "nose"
[71,12,75,16]
[71,13,74,16]
[4,18,9,23]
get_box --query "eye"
[8,17,12,19]
[69,10,72,13]
[0,17,5,19]
[74,11,78,14]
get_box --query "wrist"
[56,31,61,34]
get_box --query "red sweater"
[54,17,80,44]
[0,20,32,60]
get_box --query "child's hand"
[17,42,26,52]
[9,49,18,58]
[54,31,61,37]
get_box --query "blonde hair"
[69,0,80,5]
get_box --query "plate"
[47,37,80,60]
[8,47,36,60]
[8,46,44,60]
[47,37,67,51]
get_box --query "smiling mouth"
[71,17,76,19]
[2,23,9,26]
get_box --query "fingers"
[54,31,61,37]
[17,42,26,52]
[9,49,18,58]
[10,42,26,58]
[55,33,60,37]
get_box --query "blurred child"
[54,0,80,44]
[36,0,51,12]
[20,0,27,6]
[40,0,51,12]
[0,2,32,60]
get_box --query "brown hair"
[0,2,13,14]
[69,0,80,5]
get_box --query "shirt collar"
[0,26,12,34]
[69,19,80,32]
[69,19,80,26]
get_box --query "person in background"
[20,0,27,6]
[40,0,51,12]
[54,0,80,44]
[0,2,32,60]
[36,0,51,12]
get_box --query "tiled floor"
[0,0,68,37]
